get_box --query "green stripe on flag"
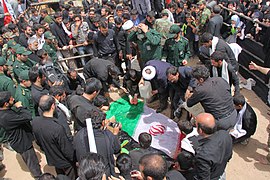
[106,96,144,136]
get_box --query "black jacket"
[32,116,74,168]
[0,107,33,153]
[50,22,70,47]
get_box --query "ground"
[0,58,270,179]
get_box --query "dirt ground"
[0,58,270,179]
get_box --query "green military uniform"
[197,1,211,34]
[43,31,58,64]
[14,70,35,116]
[163,25,191,67]
[13,47,36,82]
[0,58,16,96]
[128,28,162,66]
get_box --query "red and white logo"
[149,124,166,136]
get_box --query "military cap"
[19,70,30,80]
[167,24,182,38]
[44,31,56,40]
[16,46,32,55]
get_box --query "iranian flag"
[106,97,182,158]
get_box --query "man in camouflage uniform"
[163,24,190,67]
[153,9,173,46]
[197,0,211,34]
[0,57,16,96]
[14,70,35,117]
[13,47,36,82]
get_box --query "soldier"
[42,31,58,65]
[0,57,16,96]
[14,70,35,116]
[127,22,162,69]
[197,0,211,34]
[13,46,36,82]
[163,24,191,67]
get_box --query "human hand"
[69,45,74,49]
[130,170,143,180]
[182,59,188,66]
[138,23,149,33]
[249,61,259,70]
[151,90,158,96]
[83,41,88,46]
[14,101,22,108]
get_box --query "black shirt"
[32,116,74,168]
[31,84,49,116]
[93,29,120,57]
[0,107,33,153]
[187,77,235,119]
[194,130,233,180]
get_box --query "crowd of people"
[0,0,269,179]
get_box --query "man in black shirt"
[67,68,85,92]
[194,113,233,180]
[0,91,42,179]
[93,21,122,65]
[186,65,237,130]
[32,95,76,179]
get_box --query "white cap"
[122,20,134,30]
[142,66,156,80]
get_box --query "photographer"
[73,108,121,177]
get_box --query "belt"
[216,110,235,121]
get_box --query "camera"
[108,122,120,128]
[39,63,66,84]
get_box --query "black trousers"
[55,165,77,180]
[20,147,42,179]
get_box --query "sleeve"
[186,89,202,107]
[207,20,215,35]
[228,65,240,94]
[7,81,16,97]
[145,31,161,45]
[127,30,138,42]
[7,108,32,129]
[56,126,75,162]
[113,31,121,52]
[194,157,211,180]
[93,35,99,57]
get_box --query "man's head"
[0,91,13,108]
[40,9,48,18]
[74,15,82,24]
[28,36,39,51]
[168,24,182,39]
[19,70,31,88]
[16,47,32,62]
[210,51,225,68]
[161,9,169,18]
[177,120,193,135]
[99,21,109,36]
[23,24,33,36]
[146,11,156,24]
[39,95,56,113]
[0,57,8,73]
[142,66,156,81]
[139,154,168,180]
[85,108,106,129]
[88,9,96,20]
[101,7,109,17]
[130,9,138,21]
[54,12,63,24]
[29,66,46,86]
[200,33,213,48]
[49,86,66,102]
[116,5,123,17]
[197,0,206,10]
[138,132,152,149]
[195,113,217,136]
[192,65,210,84]
[116,153,132,175]
[213,5,221,14]
[176,151,194,171]
[108,65,120,80]
[67,68,78,80]
[233,94,246,112]
[78,153,106,180]
[84,78,102,97]
[35,25,45,38]
[166,66,179,83]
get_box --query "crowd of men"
[0,0,269,179]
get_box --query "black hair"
[197,122,217,135]
[139,154,167,180]
[146,11,155,18]
[116,153,132,176]
[67,68,76,75]
[8,23,17,31]
[49,86,65,97]
[138,132,152,149]
[99,20,108,29]
[176,151,194,171]
[200,32,213,43]
[29,66,43,83]
[93,95,109,108]
[233,93,246,106]
[84,78,102,95]
[130,9,138,15]
[210,51,225,62]
[39,95,55,112]
[122,13,131,20]
[54,12,62,19]
[108,65,120,77]
[166,66,178,76]
[114,17,123,25]
[40,9,48,14]
[192,65,210,81]
[78,153,106,180]
[177,120,193,135]
[38,173,55,180]
[74,15,81,20]
[0,91,11,107]
[127,69,138,79]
